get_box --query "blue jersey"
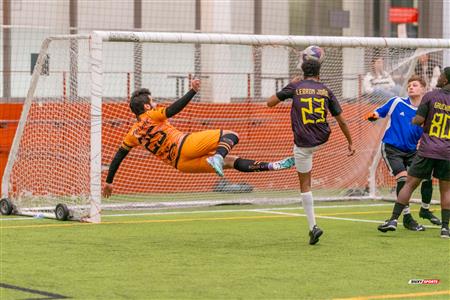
[376,96,423,152]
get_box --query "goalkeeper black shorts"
[381,143,416,176]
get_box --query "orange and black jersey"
[122,107,187,166]
[105,89,197,184]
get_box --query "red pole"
[358,74,362,100]
[127,72,131,102]
[247,73,251,103]
[63,71,67,102]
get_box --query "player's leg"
[217,130,239,157]
[176,129,234,176]
[178,154,295,174]
[404,150,441,225]
[439,180,450,238]
[293,145,322,245]
[177,129,222,174]
[177,130,294,174]
[433,159,450,238]
[378,174,423,232]
[223,155,295,172]
[419,178,441,225]
[206,130,239,176]
[205,129,295,176]
[381,144,418,230]
[378,154,431,232]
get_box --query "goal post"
[2,31,450,222]
[1,34,102,222]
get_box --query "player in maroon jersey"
[267,59,355,245]
[378,67,450,238]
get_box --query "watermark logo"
[408,279,440,285]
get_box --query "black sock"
[233,158,270,172]
[391,202,406,221]
[442,209,450,229]
[396,176,406,197]
[420,179,433,207]
[216,133,239,158]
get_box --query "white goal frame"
[3,31,450,222]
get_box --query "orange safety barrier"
[0,102,393,195]
[0,104,23,195]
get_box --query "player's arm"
[267,77,298,107]
[413,103,428,125]
[413,94,430,126]
[267,95,281,107]
[327,91,354,156]
[364,97,395,121]
[335,114,355,156]
[412,115,425,125]
[165,79,200,118]
[103,146,130,198]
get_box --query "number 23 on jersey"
[300,97,326,124]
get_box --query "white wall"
[2,0,297,100]
[342,0,365,99]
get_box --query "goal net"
[2,32,450,222]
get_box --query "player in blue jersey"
[267,59,355,245]
[365,75,441,230]
[378,68,450,238]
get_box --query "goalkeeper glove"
[364,112,378,122]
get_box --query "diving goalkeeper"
[103,79,294,198]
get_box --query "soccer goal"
[2,31,450,222]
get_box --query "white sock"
[403,205,411,215]
[421,203,430,209]
[301,191,316,230]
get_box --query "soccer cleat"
[309,225,323,245]
[419,207,442,225]
[440,227,450,239]
[207,154,225,177]
[378,219,397,232]
[403,214,426,231]
[271,157,295,171]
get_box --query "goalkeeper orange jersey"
[122,107,187,167]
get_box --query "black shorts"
[381,143,416,176]
[408,155,450,181]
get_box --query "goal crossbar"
[94,31,450,48]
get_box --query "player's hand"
[364,112,378,122]
[103,183,113,198]
[347,144,356,156]
[191,79,200,92]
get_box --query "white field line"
[0,203,440,228]
[253,209,383,224]
[1,203,389,221]
[254,209,441,228]
[0,217,35,221]
[0,203,395,221]
[252,209,304,217]
[102,203,394,218]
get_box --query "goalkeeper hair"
[130,88,151,117]
[301,59,321,78]
[408,75,426,87]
